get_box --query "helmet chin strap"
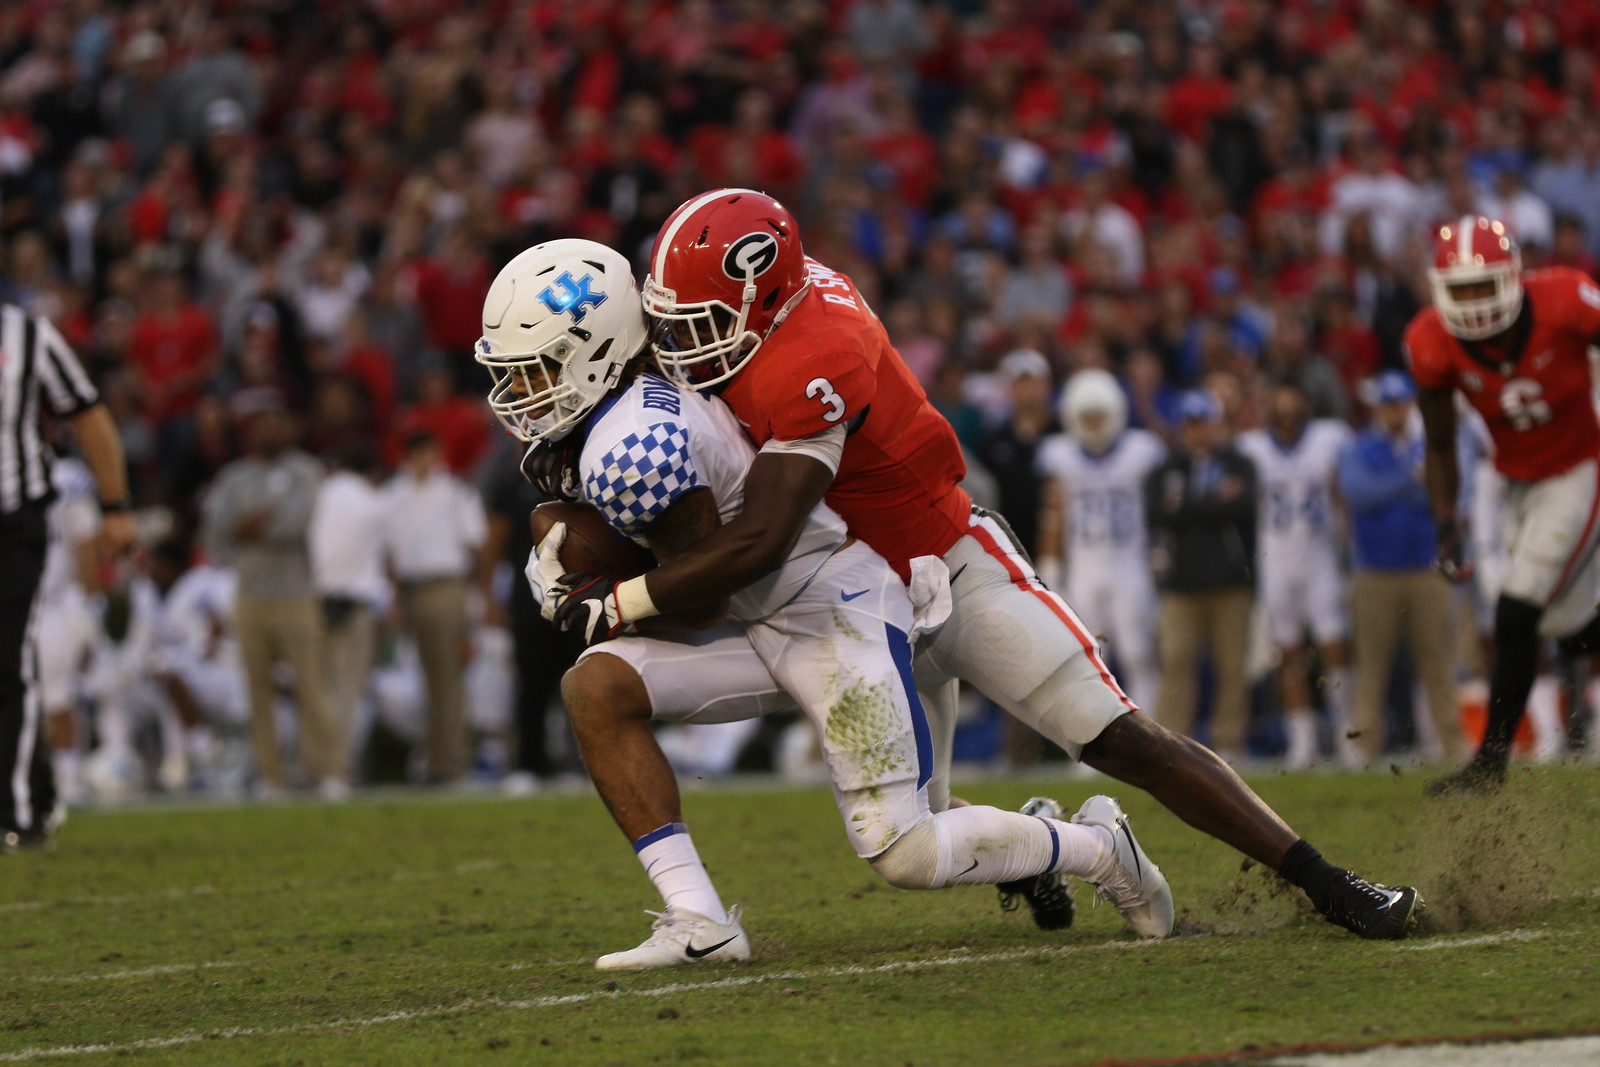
[764,281,813,338]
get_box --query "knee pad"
[867,816,942,890]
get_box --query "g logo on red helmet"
[722,232,780,281]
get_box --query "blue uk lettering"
[537,272,607,323]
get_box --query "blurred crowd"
[5,0,1600,800]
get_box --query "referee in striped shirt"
[0,302,136,850]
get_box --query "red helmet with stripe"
[1428,216,1523,340]
[643,188,810,390]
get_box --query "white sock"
[1527,675,1565,762]
[933,805,1113,886]
[633,823,728,924]
[53,750,82,804]
[1285,709,1317,767]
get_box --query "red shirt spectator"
[391,367,490,476]
[1164,43,1233,143]
[129,273,219,422]
[407,230,493,356]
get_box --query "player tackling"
[480,239,1172,970]
[1409,216,1600,794]
[535,189,1423,940]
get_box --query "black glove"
[1434,516,1474,583]
[550,571,634,645]
[520,437,582,500]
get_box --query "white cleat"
[594,904,751,972]
[1071,795,1175,939]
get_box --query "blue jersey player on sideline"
[476,239,1173,971]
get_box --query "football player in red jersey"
[539,189,1422,939]
[1410,216,1600,794]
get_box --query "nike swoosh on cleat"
[684,935,739,959]
[959,858,980,875]
[948,564,968,584]
[1119,821,1142,881]
[841,589,869,601]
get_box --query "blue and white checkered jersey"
[578,372,849,622]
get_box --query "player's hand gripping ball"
[528,502,654,643]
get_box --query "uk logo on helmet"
[722,232,780,280]
[537,272,607,323]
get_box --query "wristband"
[100,496,134,515]
[613,575,660,623]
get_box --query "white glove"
[528,522,570,622]
[907,554,953,642]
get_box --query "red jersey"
[1406,268,1600,482]
[719,259,971,579]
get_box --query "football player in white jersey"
[1036,369,1166,717]
[1236,379,1355,768]
[35,457,103,808]
[480,240,1172,971]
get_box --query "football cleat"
[595,904,751,972]
[1072,795,1175,938]
[997,797,1076,930]
[1318,873,1424,940]
[1425,753,1507,797]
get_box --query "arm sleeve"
[766,349,878,441]
[584,422,705,539]
[32,314,100,416]
[758,424,846,475]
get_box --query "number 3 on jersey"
[1500,378,1553,431]
[806,376,847,422]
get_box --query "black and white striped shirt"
[0,303,100,514]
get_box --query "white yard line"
[0,940,1159,1061]
[0,926,1580,1061]
[1260,1034,1600,1066]
[1395,929,1552,951]
[30,962,245,983]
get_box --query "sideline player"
[1409,216,1600,793]
[538,189,1423,940]
[482,240,1172,970]
[34,457,103,806]
[1036,369,1166,718]
[1236,379,1356,768]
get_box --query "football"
[529,500,655,579]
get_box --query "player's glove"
[1433,516,1474,583]
[551,572,636,644]
[521,436,582,500]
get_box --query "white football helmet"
[476,239,647,443]
[1060,369,1127,453]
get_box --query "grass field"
[2,764,1598,1065]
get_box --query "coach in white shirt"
[310,445,389,783]
[382,430,487,783]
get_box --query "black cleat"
[1426,754,1507,797]
[997,797,1076,931]
[1319,873,1424,939]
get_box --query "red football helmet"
[643,188,811,389]
[1428,215,1523,340]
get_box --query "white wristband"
[614,574,659,623]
